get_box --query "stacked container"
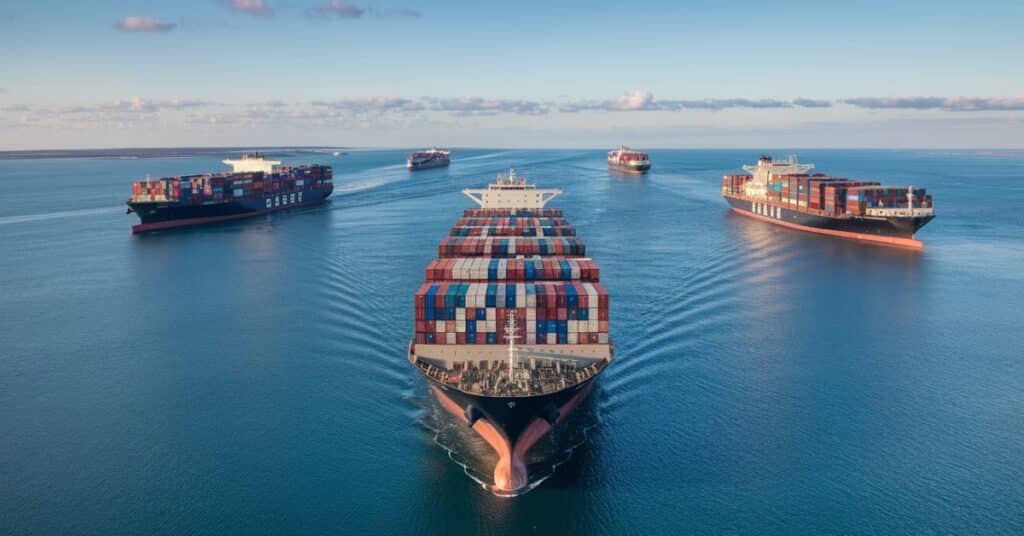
[724,171,920,217]
[130,164,332,204]
[414,207,609,346]
[721,175,751,195]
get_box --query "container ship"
[409,169,612,495]
[126,153,333,233]
[607,146,651,174]
[722,155,935,249]
[407,148,451,170]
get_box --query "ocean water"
[1,148,1022,534]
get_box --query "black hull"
[425,374,597,446]
[725,195,933,242]
[127,186,332,232]
[408,159,450,171]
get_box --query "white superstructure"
[222,153,281,174]
[462,168,562,209]
[741,155,814,198]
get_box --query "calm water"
[1,149,1022,534]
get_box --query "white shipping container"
[547,333,557,344]
[436,321,446,332]
[446,333,456,344]
[568,333,578,344]
[598,333,609,344]
[456,320,465,333]
[487,309,496,321]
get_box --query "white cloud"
[223,0,272,16]
[314,0,365,18]
[114,16,176,32]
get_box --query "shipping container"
[437,237,586,258]
[413,281,609,345]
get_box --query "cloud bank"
[559,90,831,112]
[114,17,176,32]
[224,0,272,16]
[311,2,422,19]
[5,92,1024,135]
[843,96,1024,112]
[315,0,365,18]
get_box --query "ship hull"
[724,194,933,249]
[407,159,450,170]
[423,371,597,494]
[127,186,333,233]
[608,162,650,174]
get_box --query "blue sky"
[1,0,1022,148]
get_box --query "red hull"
[731,207,924,250]
[430,384,594,494]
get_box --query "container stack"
[437,237,586,258]
[721,174,751,195]
[722,172,933,217]
[414,207,609,347]
[129,164,332,204]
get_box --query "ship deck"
[410,342,612,398]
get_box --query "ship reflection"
[725,208,924,273]
[723,206,925,323]
[608,169,648,180]
[423,386,600,497]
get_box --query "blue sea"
[1,148,1022,534]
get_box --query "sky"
[1,0,1023,149]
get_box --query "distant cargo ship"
[126,153,333,233]
[407,148,451,170]
[409,169,612,495]
[607,146,651,174]
[722,155,935,249]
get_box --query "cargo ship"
[409,169,613,495]
[722,155,935,249]
[607,146,651,174]
[407,148,451,170]
[126,153,333,233]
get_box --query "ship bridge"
[742,155,814,197]
[223,153,280,174]
[462,169,562,209]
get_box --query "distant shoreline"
[1,147,1021,161]
[0,146,348,160]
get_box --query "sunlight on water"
[1,149,1022,533]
